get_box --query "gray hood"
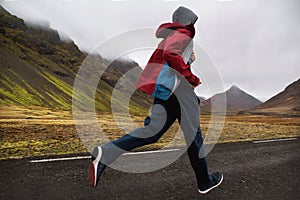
[172,6,198,26]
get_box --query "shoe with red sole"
[88,146,106,188]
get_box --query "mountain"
[0,5,151,114]
[101,59,153,108]
[201,85,262,114]
[241,79,300,117]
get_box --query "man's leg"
[181,120,223,194]
[89,96,180,187]
[174,80,223,194]
[186,127,210,185]
[100,96,180,165]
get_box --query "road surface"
[1,138,299,200]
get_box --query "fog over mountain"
[0,6,151,113]
[1,0,299,100]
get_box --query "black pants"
[102,93,210,187]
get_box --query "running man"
[89,6,223,194]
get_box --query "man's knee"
[137,125,162,145]
[142,135,160,145]
[144,116,151,126]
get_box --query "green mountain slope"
[0,5,150,114]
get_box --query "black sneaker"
[198,172,223,194]
[88,146,106,188]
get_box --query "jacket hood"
[172,6,198,26]
[155,22,195,39]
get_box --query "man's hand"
[190,51,195,63]
[193,81,201,88]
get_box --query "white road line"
[253,137,297,144]
[30,148,181,163]
[123,148,180,155]
[30,156,91,163]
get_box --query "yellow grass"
[0,105,299,160]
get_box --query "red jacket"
[136,22,200,97]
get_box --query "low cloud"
[1,0,299,100]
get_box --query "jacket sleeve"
[163,31,200,87]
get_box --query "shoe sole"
[88,146,102,188]
[198,175,223,194]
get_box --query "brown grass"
[0,105,299,160]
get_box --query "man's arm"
[163,31,200,87]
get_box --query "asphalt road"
[1,138,299,200]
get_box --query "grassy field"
[1,105,299,160]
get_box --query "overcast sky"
[1,0,300,101]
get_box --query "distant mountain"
[241,79,300,117]
[0,5,150,114]
[196,96,206,106]
[101,59,153,108]
[201,85,262,114]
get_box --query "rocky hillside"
[241,79,300,117]
[201,85,262,114]
[0,5,151,114]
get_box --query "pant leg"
[186,127,210,186]
[174,80,210,187]
[178,116,210,186]
[101,95,180,165]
